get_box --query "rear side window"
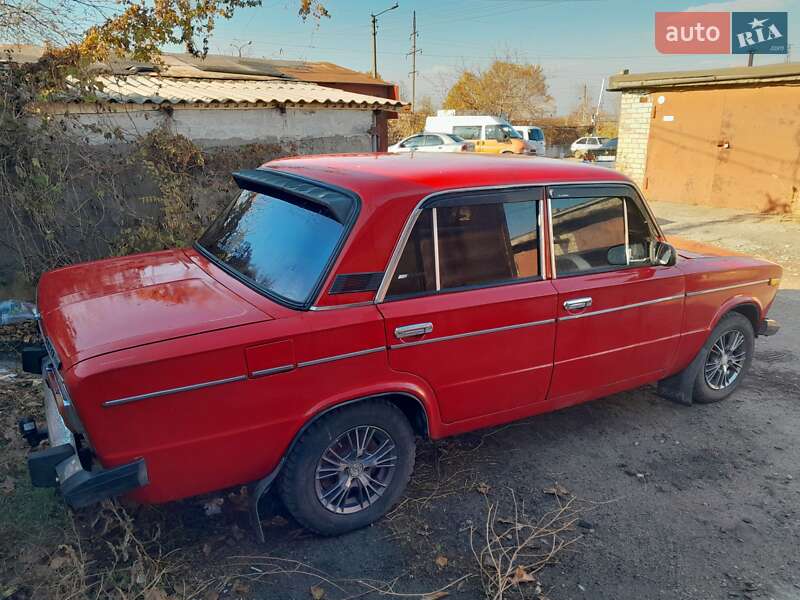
[199,190,344,304]
[453,125,481,140]
[386,195,540,299]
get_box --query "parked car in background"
[23,153,781,539]
[424,113,534,155]
[513,125,546,156]
[570,135,608,156]
[388,133,472,153]
[585,137,618,162]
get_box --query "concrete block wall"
[615,92,652,187]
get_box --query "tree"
[0,0,328,60]
[442,60,553,122]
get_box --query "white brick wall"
[615,92,652,186]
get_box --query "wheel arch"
[711,296,762,333]
[286,391,431,460]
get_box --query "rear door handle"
[563,297,592,312]
[394,322,433,339]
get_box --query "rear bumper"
[26,360,148,508]
[758,318,780,337]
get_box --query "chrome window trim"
[103,375,247,407]
[376,182,580,303]
[432,207,441,291]
[309,301,376,311]
[389,318,555,349]
[558,294,684,321]
[685,280,770,297]
[296,346,385,368]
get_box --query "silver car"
[388,132,473,153]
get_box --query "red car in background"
[22,153,781,537]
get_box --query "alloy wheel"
[704,329,747,390]
[314,425,397,514]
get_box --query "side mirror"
[607,244,627,266]
[654,241,677,266]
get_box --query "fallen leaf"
[202,542,212,556]
[542,483,570,497]
[231,580,250,595]
[510,565,536,584]
[144,589,170,600]
[434,554,448,569]
[203,591,219,600]
[476,482,490,495]
[203,497,224,516]
[310,585,325,599]
[0,476,15,495]
[421,592,449,600]
[48,554,69,570]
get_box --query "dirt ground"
[1,202,798,600]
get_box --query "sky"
[200,0,800,115]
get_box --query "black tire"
[278,400,415,536]
[693,312,755,404]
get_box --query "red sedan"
[23,153,781,537]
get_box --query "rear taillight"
[461,144,468,151]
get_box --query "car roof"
[264,152,629,203]
[261,153,632,309]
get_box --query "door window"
[550,193,656,276]
[424,135,443,146]
[403,135,423,148]
[386,196,540,299]
[452,125,481,140]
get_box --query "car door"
[397,135,423,152]
[424,134,446,152]
[377,187,557,424]
[547,184,685,405]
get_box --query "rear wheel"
[693,312,754,403]
[278,400,415,536]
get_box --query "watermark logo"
[655,11,788,54]
[732,12,787,54]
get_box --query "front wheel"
[693,312,755,403]
[278,400,416,536]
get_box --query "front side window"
[198,190,344,304]
[404,135,423,148]
[453,125,481,140]
[551,193,656,276]
[386,196,540,299]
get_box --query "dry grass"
[470,489,585,600]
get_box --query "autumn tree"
[0,0,328,60]
[443,60,553,122]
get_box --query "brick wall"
[615,91,652,187]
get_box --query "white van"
[513,125,546,156]
[423,113,533,155]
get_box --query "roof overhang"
[608,61,800,92]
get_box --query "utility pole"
[371,3,399,79]
[407,10,421,111]
[231,40,252,58]
[592,77,605,135]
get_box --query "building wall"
[640,85,800,214]
[51,104,376,152]
[615,92,653,187]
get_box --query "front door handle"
[563,297,592,312]
[394,322,433,339]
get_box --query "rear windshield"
[198,190,344,305]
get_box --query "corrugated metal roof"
[90,75,406,109]
[608,62,800,91]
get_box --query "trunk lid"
[37,249,272,368]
